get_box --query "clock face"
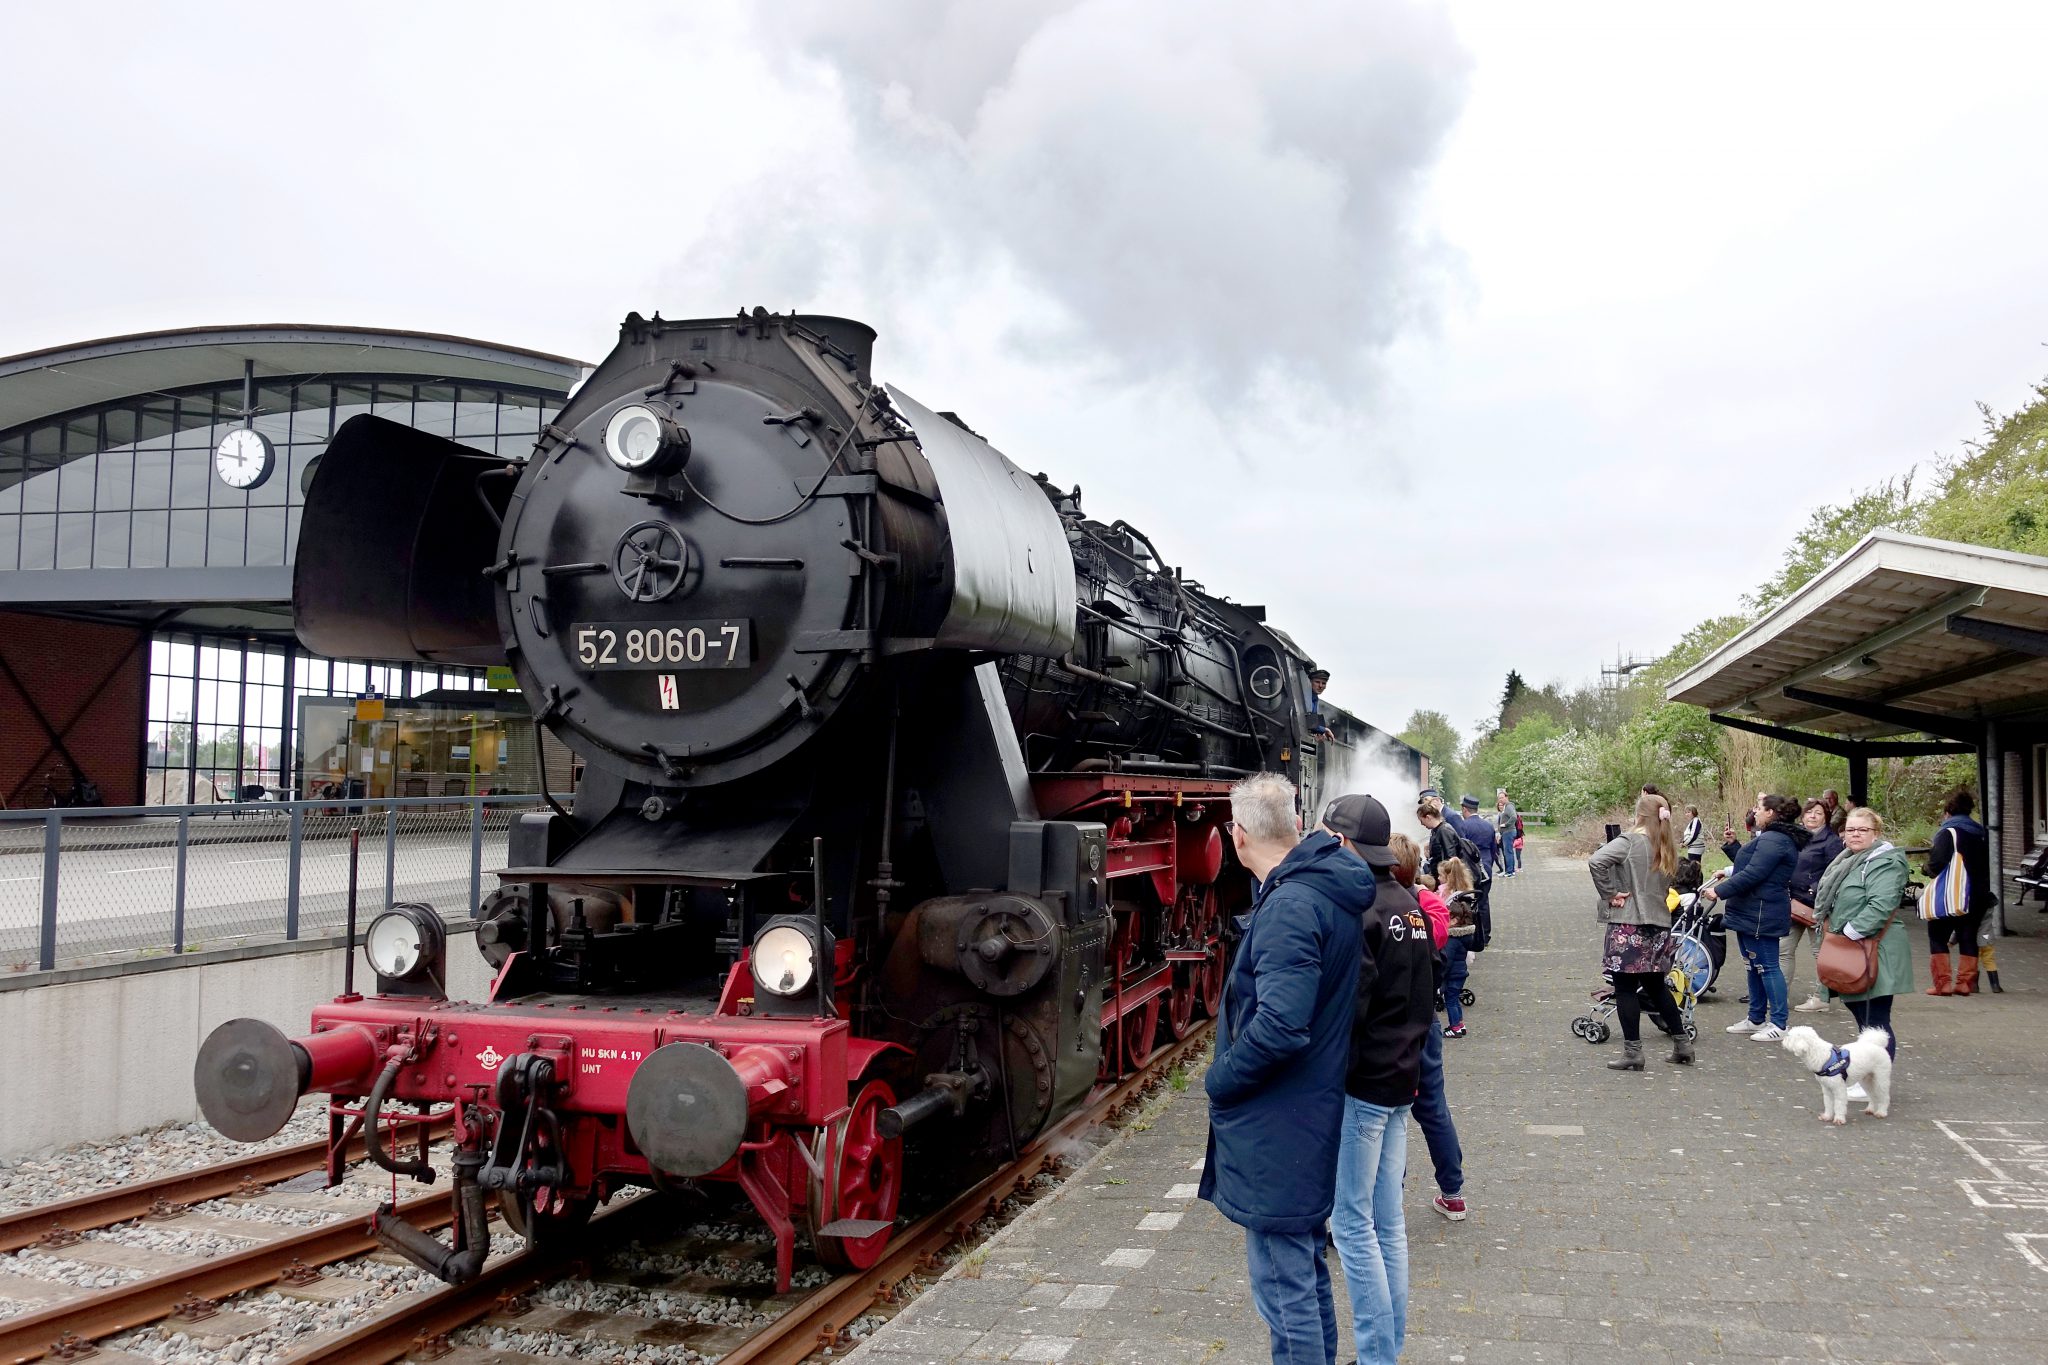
[215,428,274,490]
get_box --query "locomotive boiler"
[194,309,1357,1289]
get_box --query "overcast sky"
[4,1,2046,745]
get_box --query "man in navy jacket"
[1202,773,1370,1364]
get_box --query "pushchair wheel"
[1571,1016,1601,1043]
[1589,1020,1610,1043]
[1683,1020,1698,1041]
[1459,988,1476,1007]
[1434,989,1445,1012]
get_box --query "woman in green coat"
[1812,807,1914,1060]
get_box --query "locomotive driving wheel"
[807,1081,904,1271]
[1165,963,1199,1041]
[1121,994,1162,1072]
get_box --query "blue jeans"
[1443,938,1470,1027]
[1243,1227,1337,1365]
[1411,1019,1464,1196]
[1502,840,1517,875]
[1331,1096,1411,1365]
[1737,932,1787,1028]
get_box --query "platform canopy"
[1664,530,2048,800]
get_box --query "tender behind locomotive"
[195,310,1356,1288]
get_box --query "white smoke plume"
[707,1,1471,405]
[1318,727,1429,846]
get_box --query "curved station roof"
[0,324,586,437]
[0,324,589,635]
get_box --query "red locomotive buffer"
[193,310,1396,1290]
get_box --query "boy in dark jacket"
[1202,774,1369,1364]
[1322,795,1434,1365]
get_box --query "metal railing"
[0,795,556,976]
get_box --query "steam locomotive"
[194,310,1386,1290]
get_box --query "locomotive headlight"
[604,403,690,474]
[751,918,823,998]
[363,903,446,991]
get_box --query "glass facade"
[0,378,558,572]
[144,633,494,802]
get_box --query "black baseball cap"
[1322,794,1398,867]
[1459,794,1480,810]
[1308,668,1331,681]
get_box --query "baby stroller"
[1571,873,1721,1045]
[1434,889,1480,1010]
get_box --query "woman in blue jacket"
[1701,794,1810,1041]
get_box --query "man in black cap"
[1306,669,1333,736]
[1452,794,1499,948]
[1321,794,1434,1365]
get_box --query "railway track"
[0,1121,451,1256]
[0,1026,1209,1365]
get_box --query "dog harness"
[1814,1045,1852,1079]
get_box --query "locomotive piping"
[363,1059,437,1184]
[372,1147,489,1283]
[1059,656,1251,742]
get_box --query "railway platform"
[847,844,2048,1364]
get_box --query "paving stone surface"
[846,841,2048,1363]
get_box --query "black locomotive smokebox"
[196,1018,307,1142]
[627,1042,750,1177]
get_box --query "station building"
[1668,528,2048,931]
[0,325,588,807]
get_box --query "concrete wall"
[0,930,494,1161]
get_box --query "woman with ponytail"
[1587,794,1693,1071]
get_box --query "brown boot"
[1925,953,1953,995]
[1955,956,1979,996]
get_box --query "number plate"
[573,621,751,670]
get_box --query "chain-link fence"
[0,795,554,974]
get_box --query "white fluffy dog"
[1781,1025,1892,1124]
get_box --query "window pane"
[245,505,285,565]
[207,507,245,564]
[174,394,218,443]
[58,458,96,512]
[92,512,129,568]
[373,382,413,423]
[18,512,54,568]
[56,512,92,568]
[131,510,168,568]
[0,482,18,514]
[20,464,58,512]
[139,400,174,443]
[291,383,333,440]
[254,650,283,686]
[455,397,497,438]
[94,450,133,508]
[171,448,211,507]
[169,509,207,567]
[256,686,283,727]
[0,514,16,570]
[64,414,99,454]
[132,448,171,508]
[103,406,138,449]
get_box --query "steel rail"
[266,1022,1213,1365]
[0,1117,452,1255]
[724,1020,1215,1364]
[0,1189,454,1364]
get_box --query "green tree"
[1399,709,1464,800]
[1745,476,1919,614]
[1917,380,2048,555]
[1498,670,1528,729]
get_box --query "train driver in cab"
[1307,668,1334,736]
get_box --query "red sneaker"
[1432,1195,1467,1221]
